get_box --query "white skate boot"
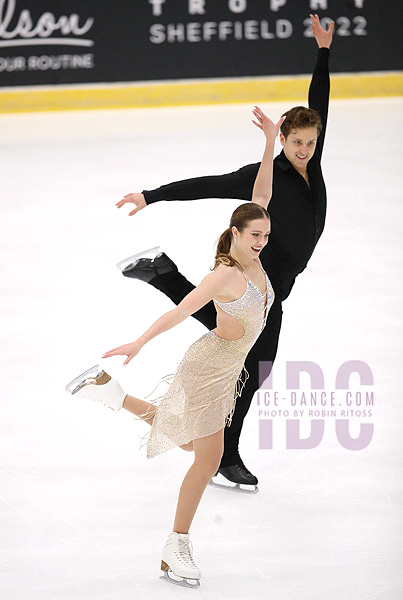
[116,246,161,271]
[65,365,126,411]
[160,532,201,589]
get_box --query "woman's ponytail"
[213,228,242,270]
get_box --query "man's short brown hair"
[280,106,322,139]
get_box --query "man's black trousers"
[149,270,283,467]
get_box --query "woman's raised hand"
[102,340,143,366]
[252,106,285,142]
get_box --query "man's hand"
[116,192,146,216]
[310,13,335,49]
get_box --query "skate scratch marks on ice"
[0,494,137,589]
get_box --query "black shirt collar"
[275,149,313,178]
[275,149,292,172]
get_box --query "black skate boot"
[117,247,177,283]
[210,458,259,494]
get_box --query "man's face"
[280,126,318,173]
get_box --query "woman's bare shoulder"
[208,264,246,301]
[212,263,243,282]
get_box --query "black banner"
[0,0,402,87]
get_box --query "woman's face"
[232,217,271,259]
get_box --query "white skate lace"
[177,538,197,567]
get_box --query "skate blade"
[160,570,200,589]
[65,364,103,395]
[116,246,161,270]
[208,476,259,495]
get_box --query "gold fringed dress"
[143,264,274,458]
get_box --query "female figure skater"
[65,107,284,588]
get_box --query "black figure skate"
[117,246,177,283]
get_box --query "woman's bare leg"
[123,394,157,425]
[179,441,194,452]
[173,428,224,534]
[123,394,194,451]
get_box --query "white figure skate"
[116,246,161,271]
[65,364,126,411]
[160,532,201,589]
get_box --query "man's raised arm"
[308,13,334,160]
[116,164,260,216]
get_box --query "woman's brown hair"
[213,203,270,271]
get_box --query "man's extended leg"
[121,250,217,328]
[218,298,283,483]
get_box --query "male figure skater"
[116,15,334,488]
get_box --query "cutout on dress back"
[213,300,245,341]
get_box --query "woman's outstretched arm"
[250,107,284,209]
[102,268,233,365]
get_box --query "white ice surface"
[0,98,402,600]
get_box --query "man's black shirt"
[144,48,330,301]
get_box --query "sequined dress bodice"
[214,265,274,352]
